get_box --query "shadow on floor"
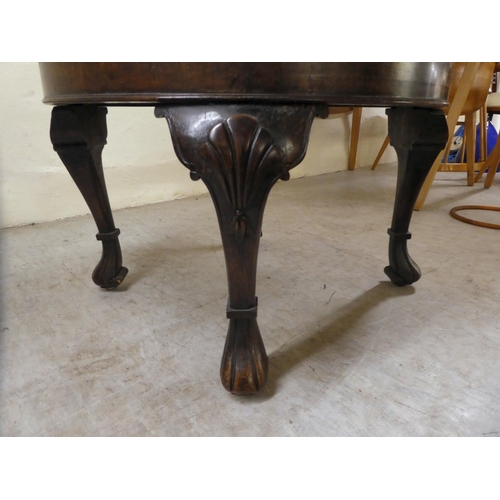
[248,281,416,402]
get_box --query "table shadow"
[249,281,416,402]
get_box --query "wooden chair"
[473,64,500,188]
[370,134,390,170]
[328,106,362,170]
[449,70,500,230]
[370,63,495,209]
[414,62,495,209]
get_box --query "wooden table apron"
[40,63,451,395]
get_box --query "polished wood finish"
[155,103,325,393]
[415,63,480,210]
[39,62,451,107]
[374,63,495,184]
[415,63,495,209]
[40,63,452,394]
[385,108,447,284]
[445,63,495,115]
[366,108,449,280]
[50,105,128,288]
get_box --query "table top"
[39,62,452,108]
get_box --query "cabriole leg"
[50,105,128,289]
[156,103,326,394]
[385,107,447,286]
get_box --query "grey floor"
[2,164,500,436]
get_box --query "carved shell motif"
[200,114,283,241]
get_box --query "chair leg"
[475,108,494,183]
[464,111,476,185]
[414,62,480,210]
[371,134,390,170]
[484,135,500,188]
[442,126,456,164]
[348,107,362,170]
[480,106,487,161]
[414,152,446,211]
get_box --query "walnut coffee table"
[39,63,451,394]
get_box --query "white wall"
[0,62,396,228]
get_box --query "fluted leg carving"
[385,107,447,286]
[156,103,326,394]
[50,105,128,289]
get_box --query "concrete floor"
[1,164,500,436]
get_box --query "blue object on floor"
[448,122,500,172]
[474,122,498,163]
[445,126,464,163]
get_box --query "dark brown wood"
[50,105,128,289]
[384,107,448,286]
[39,63,453,395]
[39,62,452,108]
[155,103,326,393]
